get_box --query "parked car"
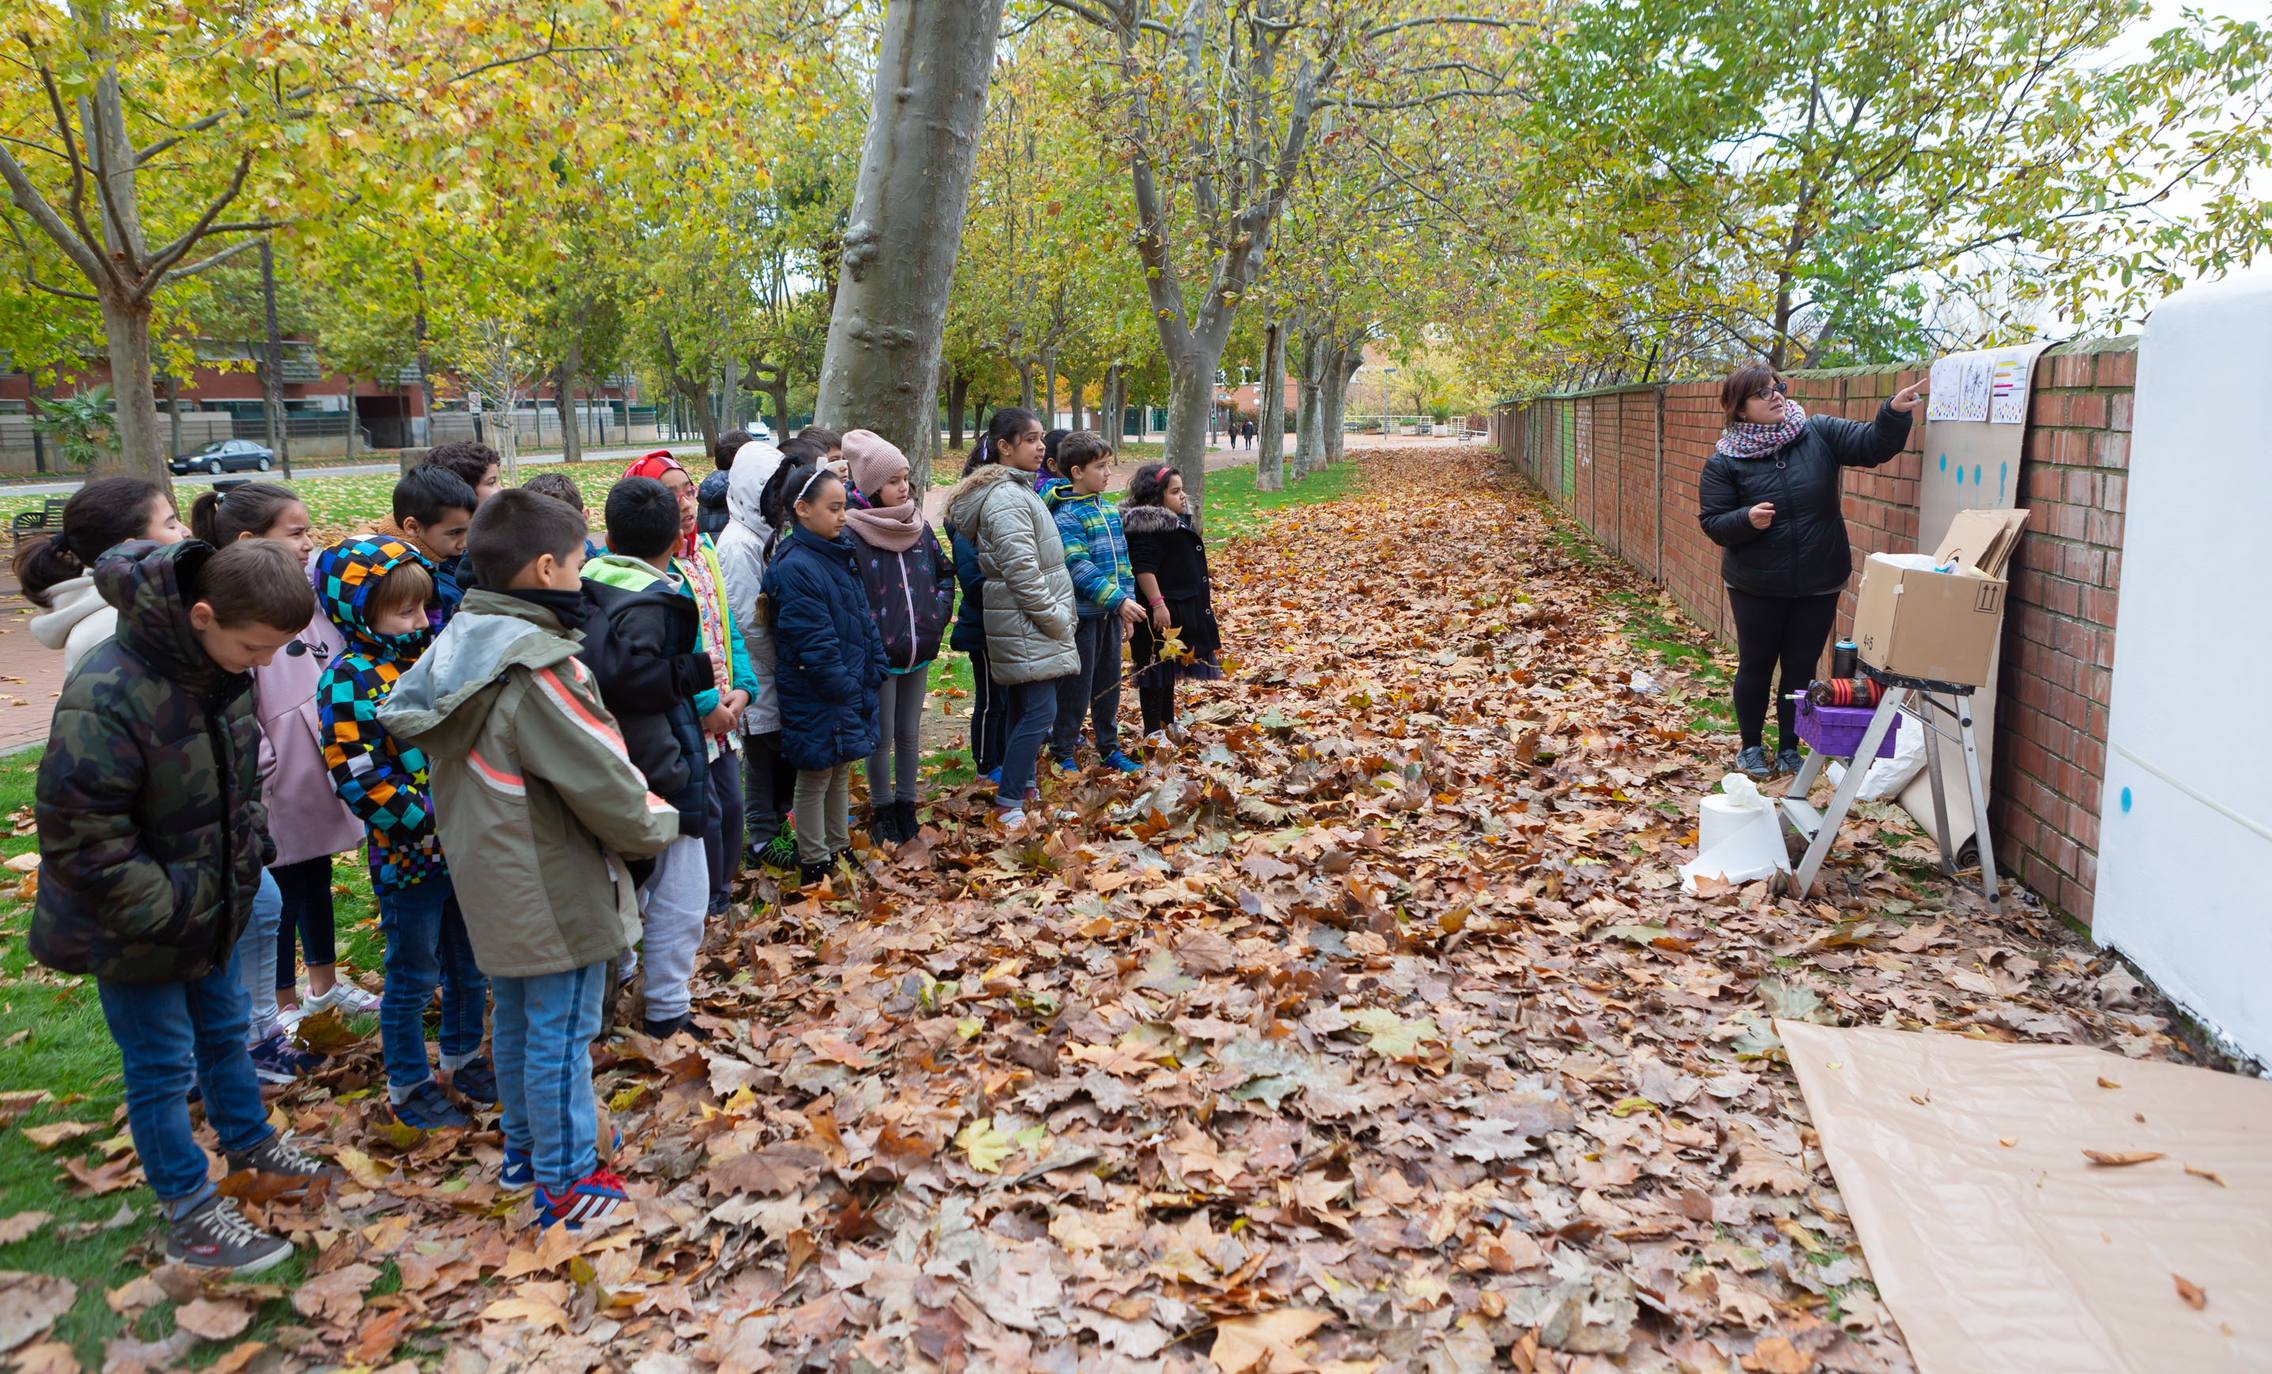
[170,439,275,476]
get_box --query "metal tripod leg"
[1790,687,1906,898]
[1923,698,1958,878]
[1958,702,2000,905]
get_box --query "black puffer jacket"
[1697,404,1912,598]
[33,540,280,984]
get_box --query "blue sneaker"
[537,1167,629,1230]
[393,1080,472,1131]
[1102,750,1141,774]
[450,1058,499,1105]
[499,1148,534,1190]
[247,1030,325,1086]
[981,768,1001,788]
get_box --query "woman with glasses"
[1698,365,1925,779]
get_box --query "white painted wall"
[2095,270,2272,1066]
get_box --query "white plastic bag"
[1680,774,1792,894]
[1823,707,1928,801]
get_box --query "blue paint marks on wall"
[1939,453,1949,473]
[2121,786,2133,814]
[1999,461,2008,500]
[1973,463,1983,486]
[1956,465,1965,485]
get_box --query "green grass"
[0,746,388,1365]
[1196,457,1366,541]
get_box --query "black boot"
[797,858,830,887]
[893,799,920,839]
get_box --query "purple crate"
[1794,697,1899,759]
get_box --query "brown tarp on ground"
[1777,1021,2272,1374]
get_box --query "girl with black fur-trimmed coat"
[1122,463,1222,742]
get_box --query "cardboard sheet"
[1779,1021,2272,1374]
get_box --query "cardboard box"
[1852,509,2029,688]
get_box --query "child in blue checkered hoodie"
[314,535,493,1131]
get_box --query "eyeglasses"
[1752,379,1790,399]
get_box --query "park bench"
[9,497,69,551]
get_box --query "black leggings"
[1727,589,1841,750]
[270,855,337,989]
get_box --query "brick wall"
[1496,338,2136,924]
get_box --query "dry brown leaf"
[1741,1336,1815,1374]
[0,1271,77,1355]
[1210,1309,1332,1374]
[2173,1274,2206,1310]
[2183,1164,2227,1187]
[173,1298,254,1343]
[0,1211,52,1245]
[291,1261,380,1327]
[19,1121,97,1150]
[10,1342,79,1374]
[2081,1150,2165,1168]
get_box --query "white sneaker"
[997,807,1029,830]
[275,1003,307,1031]
[302,981,381,1016]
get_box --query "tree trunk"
[1043,351,1056,429]
[1102,363,1123,445]
[1257,317,1286,491]
[1068,373,1083,431]
[948,372,969,450]
[1017,361,1035,412]
[258,239,291,478]
[813,0,1005,494]
[687,384,721,458]
[1323,340,1358,465]
[344,385,357,462]
[1291,327,1326,480]
[1164,349,1219,524]
[412,263,435,439]
[555,355,583,465]
[760,371,790,441]
[97,289,162,487]
[162,372,182,465]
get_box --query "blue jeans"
[1051,615,1124,762]
[996,677,1062,807]
[97,951,274,1215]
[234,868,282,1046]
[376,876,488,1099]
[491,961,606,1190]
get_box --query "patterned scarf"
[1715,399,1809,460]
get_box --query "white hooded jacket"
[716,439,786,734]
[30,576,118,676]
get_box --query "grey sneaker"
[1775,747,1804,776]
[165,1195,293,1274]
[225,1130,339,1184]
[1736,745,1772,779]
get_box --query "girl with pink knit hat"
[840,431,957,843]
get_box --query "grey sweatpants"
[794,764,854,864]
[632,834,708,1022]
[865,665,931,807]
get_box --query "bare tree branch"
[167,236,264,280]
[136,152,256,294]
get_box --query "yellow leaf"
[954,1117,1015,1174]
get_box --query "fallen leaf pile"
[12,451,2234,1372]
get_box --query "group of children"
[15,418,1221,1272]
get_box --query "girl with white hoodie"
[21,477,189,673]
[715,439,796,868]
